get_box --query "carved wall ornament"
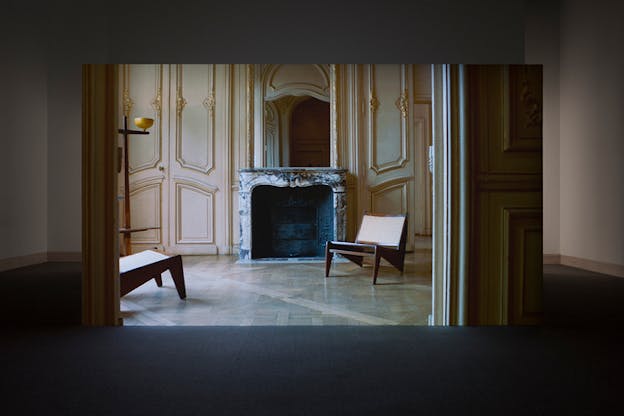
[176,92,187,117]
[395,89,409,118]
[151,87,162,115]
[122,88,134,117]
[202,90,216,116]
[369,94,379,113]
[520,78,542,128]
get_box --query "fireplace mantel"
[238,167,347,260]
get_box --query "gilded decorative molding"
[246,64,255,168]
[369,94,379,113]
[367,64,408,175]
[395,89,408,118]
[176,92,187,117]
[175,65,215,174]
[151,87,162,115]
[520,78,541,128]
[330,64,338,168]
[202,89,216,116]
[122,88,133,117]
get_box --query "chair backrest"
[355,213,407,247]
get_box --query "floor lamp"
[118,115,154,256]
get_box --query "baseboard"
[560,255,624,278]
[47,251,82,262]
[543,254,561,264]
[0,252,48,272]
[0,251,82,272]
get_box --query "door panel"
[467,65,543,325]
[119,64,168,253]
[168,64,226,254]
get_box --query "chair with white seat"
[325,213,408,284]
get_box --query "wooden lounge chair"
[325,213,408,284]
[119,250,186,299]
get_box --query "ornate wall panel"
[175,180,216,244]
[264,64,330,101]
[129,181,161,244]
[413,102,432,235]
[505,208,542,324]
[467,65,543,325]
[369,179,408,215]
[473,65,542,174]
[175,64,215,174]
[506,65,543,152]
[367,64,409,174]
[123,64,163,174]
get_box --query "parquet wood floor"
[121,238,432,326]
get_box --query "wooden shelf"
[119,226,160,234]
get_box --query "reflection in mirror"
[264,95,330,167]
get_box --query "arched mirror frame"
[249,64,338,168]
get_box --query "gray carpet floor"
[1,262,623,415]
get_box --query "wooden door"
[289,97,330,167]
[467,65,543,325]
[120,64,169,254]
[167,64,229,255]
[361,64,417,250]
[121,64,232,255]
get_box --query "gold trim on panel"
[175,64,216,174]
[129,182,162,244]
[246,64,254,168]
[174,180,216,244]
[264,64,330,101]
[122,64,133,117]
[368,177,411,214]
[126,64,163,175]
[330,64,339,168]
[395,89,408,119]
[368,64,409,174]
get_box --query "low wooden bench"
[119,250,186,299]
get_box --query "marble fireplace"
[238,168,347,260]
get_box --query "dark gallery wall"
[3,0,532,264]
[558,0,624,270]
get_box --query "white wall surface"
[524,0,560,256]
[0,8,48,260]
[559,0,624,265]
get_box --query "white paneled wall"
[122,64,431,255]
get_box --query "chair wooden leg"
[154,275,163,287]
[169,255,187,299]
[325,246,334,277]
[373,251,381,284]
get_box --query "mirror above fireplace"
[251,64,337,168]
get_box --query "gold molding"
[367,64,409,175]
[128,182,162,245]
[368,178,409,215]
[246,64,254,168]
[175,64,215,174]
[203,89,216,116]
[127,65,163,175]
[174,180,216,245]
[395,89,408,118]
[151,87,162,115]
[369,95,379,113]
[121,64,133,117]
[330,64,339,168]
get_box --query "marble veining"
[239,168,347,260]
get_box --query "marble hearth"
[239,168,347,260]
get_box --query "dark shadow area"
[1,262,623,415]
[0,262,82,326]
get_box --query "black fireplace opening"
[251,185,334,259]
